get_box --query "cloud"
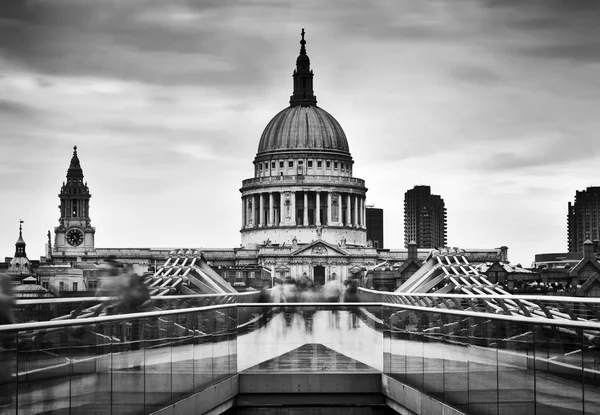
[0,0,282,87]
[0,99,40,117]
[479,131,599,172]
[1,0,600,268]
[448,64,503,86]
[518,43,600,64]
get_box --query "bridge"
[1,290,599,415]
[2,250,599,414]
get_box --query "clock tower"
[53,146,96,258]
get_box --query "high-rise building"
[568,187,600,253]
[404,185,447,248]
[366,207,384,249]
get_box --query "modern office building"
[366,206,384,249]
[568,186,600,253]
[404,185,447,248]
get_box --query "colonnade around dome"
[240,188,367,246]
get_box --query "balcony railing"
[242,174,366,188]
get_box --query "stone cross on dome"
[300,28,306,54]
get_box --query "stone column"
[303,191,309,226]
[354,195,359,228]
[269,192,274,226]
[279,192,284,226]
[327,192,332,225]
[346,194,352,226]
[291,191,297,225]
[259,193,265,227]
[338,194,343,225]
[241,197,245,229]
[246,196,251,227]
[316,191,321,225]
[361,197,366,228]
[253,194,258,228]
[358,197,363,228]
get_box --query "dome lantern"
[290,28,317,107]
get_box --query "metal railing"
[1,300,599,414]
[359,288,600,322]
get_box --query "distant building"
[529,241,600,297]
[52,146,97,260]
[476,261,535,287]
[404,185,447,249]
[532,252,584,269]
[366,207,384,249]
[2,222,33,282]
[568,186,600,253]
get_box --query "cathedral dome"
[257,105,350,156]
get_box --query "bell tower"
[53,146,96,257]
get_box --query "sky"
[1,0,599,267]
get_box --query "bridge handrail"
[3,302,600,333]
[15,291,260,306]
[359,287,600,304]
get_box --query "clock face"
[66,228,84,247]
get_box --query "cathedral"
[238,29,375,284]
[15,30,506,293]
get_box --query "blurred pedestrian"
[323,280,342,329]
[116,272,150,314]
[343,279,360,329]
[95,256,127,310]
[116,272,150,352]
[0,273,14,326]
[257,286,271,327]
[300,278,320,334]
[0,273,15,406]
[282,277,298,327]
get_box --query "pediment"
[291,240,348,256]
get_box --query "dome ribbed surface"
[257,106,350,155]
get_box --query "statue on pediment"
[315,224,323,239]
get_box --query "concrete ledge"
[151,375,238,415]
[237,393,386,406]
[240,372,382,394]
[382,374,465,415]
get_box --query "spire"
[67,145,84,179]
[290,28,317,107]
[15,220,27,258]
[58,146,91,223]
